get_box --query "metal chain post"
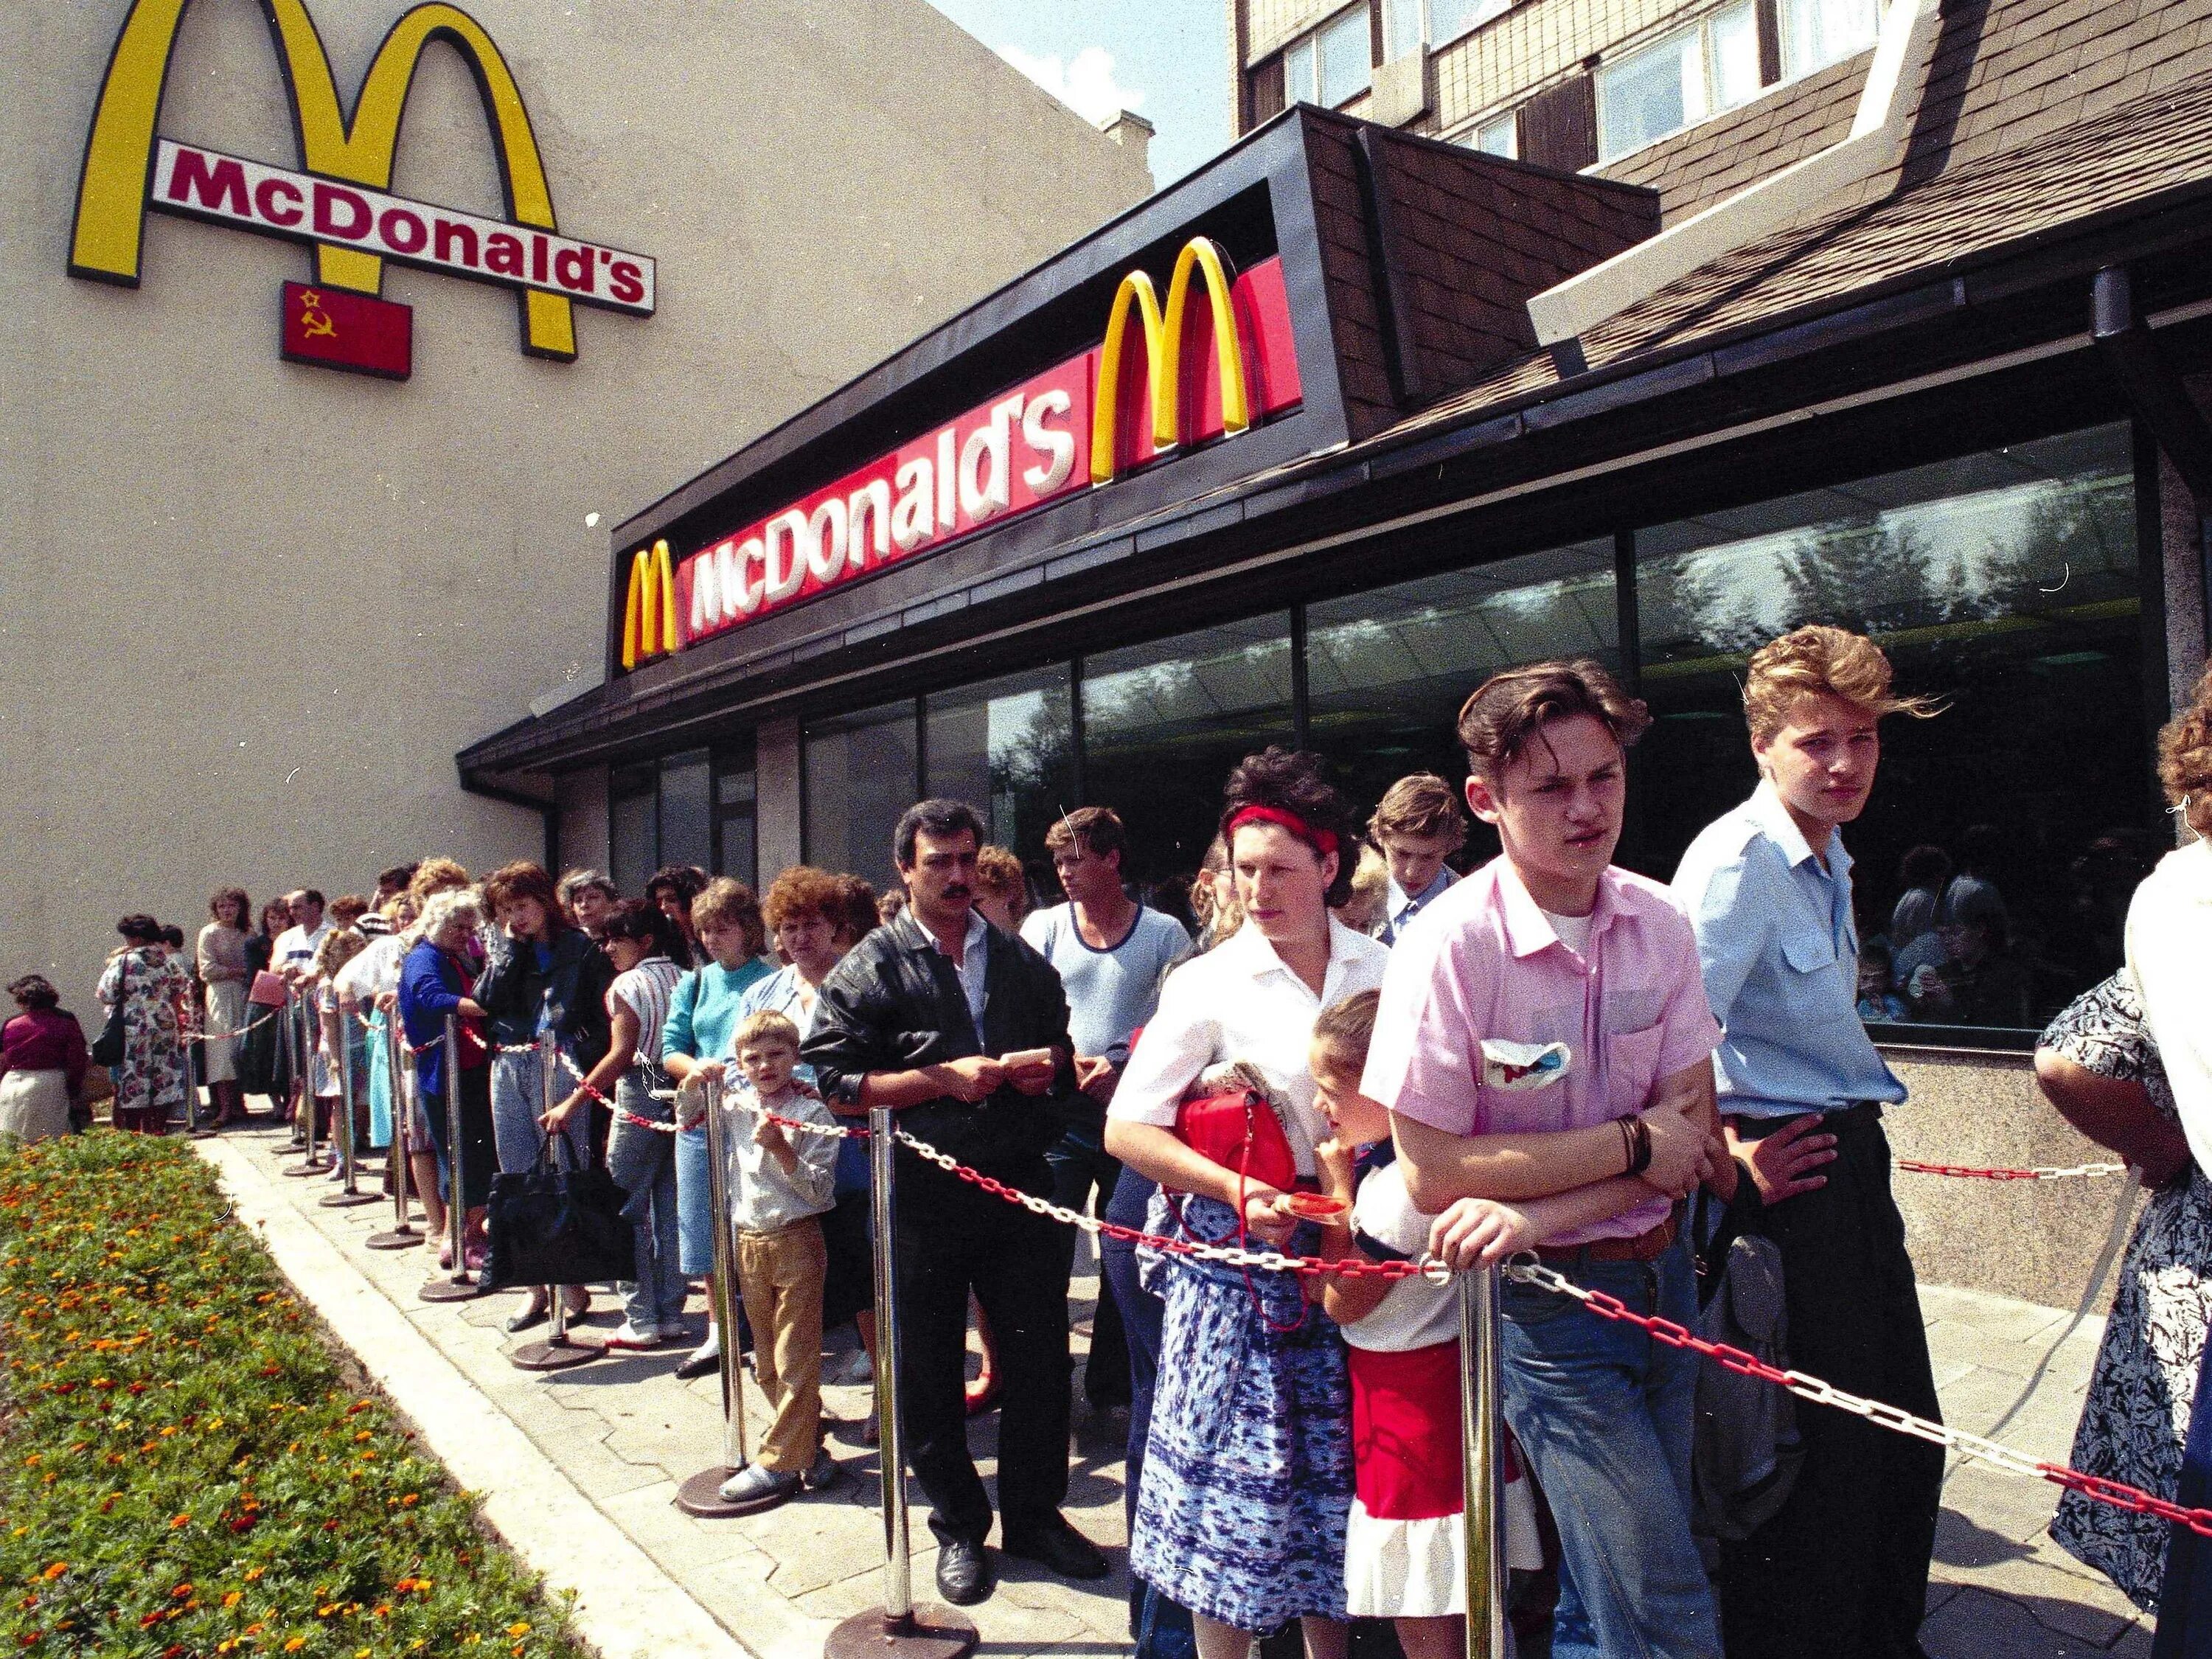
[1459,1267,1509,1659]
[511,1035,596,1369]
[321,1000,379,1208]
[824,1107,976,1659]
[678,1071,756,1512]
[282,995,329,1177]
[366,1009,421,1249]
[420,1017,479,1301]
[271,988,302,1154]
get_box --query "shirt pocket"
[1604,1023,1670,1109]
[1778,929,1842,1012]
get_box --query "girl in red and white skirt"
[1312,990,1593,1659]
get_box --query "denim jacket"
[802,909,1075,1192]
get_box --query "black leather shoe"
[504,1302,548,1335]
[1001,1517,1108,1580]
[934,1536,993,1605]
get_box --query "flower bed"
[0,1132,590,1657]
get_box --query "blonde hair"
[315,926,368,978]
[691,877,765,955]
[1332,845,1390,934]
[408,858,470,902]
[1368,772,1467,844]
[733,1009,801,1053]
[2159,664,2212,839]
[1744,625,1941,743]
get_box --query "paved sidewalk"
[198,1122,2154,1659]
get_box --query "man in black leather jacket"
[804,799,1107,1607]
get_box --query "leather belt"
[1534,1208,1679,1265]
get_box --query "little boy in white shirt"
[716,1009,841,1511]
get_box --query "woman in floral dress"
[97,914,193,1134]
[2041,970,2212,1610]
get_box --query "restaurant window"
[1285,4,1374,109]
[924,665,1077,888]
[1596,1,1761,161]
[1778,0,1880,78]
[1082,616,1295,888]
[713,737,759,890]
[1307,540,1618,860]
[1633,422,2151,1037]
[608,765,656,895]
[803,699,919,893]
[657,749,713,877]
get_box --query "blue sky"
[923,1,1232,184]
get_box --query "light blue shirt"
[1382,866,1457,945]
[1671,782,1905,1119]
[929,909,990,1037]
[1020,900,1189,1062]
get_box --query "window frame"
[1284,1,1377,109]
[1593,0,1765,163]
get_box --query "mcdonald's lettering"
[70,0,655,367]
[627,242,1303,669]
[622,540,680,671]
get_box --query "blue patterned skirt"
[1133,1192,1352,1632]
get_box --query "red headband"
[1225,804,1340,862]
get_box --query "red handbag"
[1175,1087,1298,1194]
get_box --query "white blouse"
[2126,838,2212,1178]
[1110,917,1391,1175]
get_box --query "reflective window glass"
[608,766,656,896]
[1318,6,1374,107]
[1082,616,1295,887]
[1780,0,1880,77]
[924,664,1077,872]
[803,700,919,892]
[1384,0,1424,59]
[1598,26,1698,159]
[1307,541,1618,856]
[714,740,759,889]
[1635,423,2149,1033]
[1709,0,1762,109]
[1432,0,1511,46]
[657,750,713,877]
[1475,112,1517,158]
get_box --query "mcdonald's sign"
[637,237,1301,667]
[621,539,679,671]
[69,0,655,372]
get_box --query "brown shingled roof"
[1392,66,2212,434]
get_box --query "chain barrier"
[178,1004,283,1046]
[1897,1159,2129,1180]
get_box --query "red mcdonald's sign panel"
[638,241,1300,667]
[279,281,413,380]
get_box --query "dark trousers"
[2153,1353,2212,1654]
[1719,1104,1943,1659]
[1048,1127,1131,1408]
[896,1166,1073,1547]
[422,1066,497,1211]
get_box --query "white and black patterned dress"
[2048,973,2212,1611]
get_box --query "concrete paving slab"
[195,1121,2159,1659]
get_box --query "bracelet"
[1627,1114,1653,1178]
[1617,1116,1636,1178]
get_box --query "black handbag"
[90,956,133,1068]
[483,1132,636,1290]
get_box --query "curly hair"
[1219,748,1360,909]
[1743,625,1942,744]
[116,914,161,945]
[764,866,846,931]
[408,858,470,902]
[209,887,251,928]
[834,874,881,943]
[646,865,711,906]
[974,846,1030,922]
[1457,660,1650,781]
[410,888,483,948]
[2159,664,2212,840]
[9,974,60,1011]
[315,927,368,979]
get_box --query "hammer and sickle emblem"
[298,289,336,339]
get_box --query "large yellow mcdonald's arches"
[1089,235,1253,487]
[70,0,577,360]
[620,540,679,671]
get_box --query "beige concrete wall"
[1887,1050,2143,1313]
[0,0,1150,1005]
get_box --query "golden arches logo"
[1091,237,1253,487]
[621,540,679,671]
[72,0,578,360]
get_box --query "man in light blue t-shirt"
[1020,807,1189,1412]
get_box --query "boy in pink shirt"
[1363,659,1728,1659]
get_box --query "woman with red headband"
[1106,748,1389,1659]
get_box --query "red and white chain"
[177,1004,282,1046]
[1897,1159,2129,1181]
[1502,1257,2212,1537]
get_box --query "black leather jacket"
[802,910,1075,1193]
[474,927,613,1074]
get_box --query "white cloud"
[997,42,1146,126]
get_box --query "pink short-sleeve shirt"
[1360,858,1721,1245]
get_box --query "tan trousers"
[736,1217,827,1474]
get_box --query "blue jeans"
[1500,1234,1719,1659]
[488,1048,591,1175]
[675,1121,713,1277]
[604,1071,688,1333]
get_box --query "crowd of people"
[5,623,2211,1659]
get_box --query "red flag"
[279,281,411,380]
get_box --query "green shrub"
[0,1132,589,1658]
